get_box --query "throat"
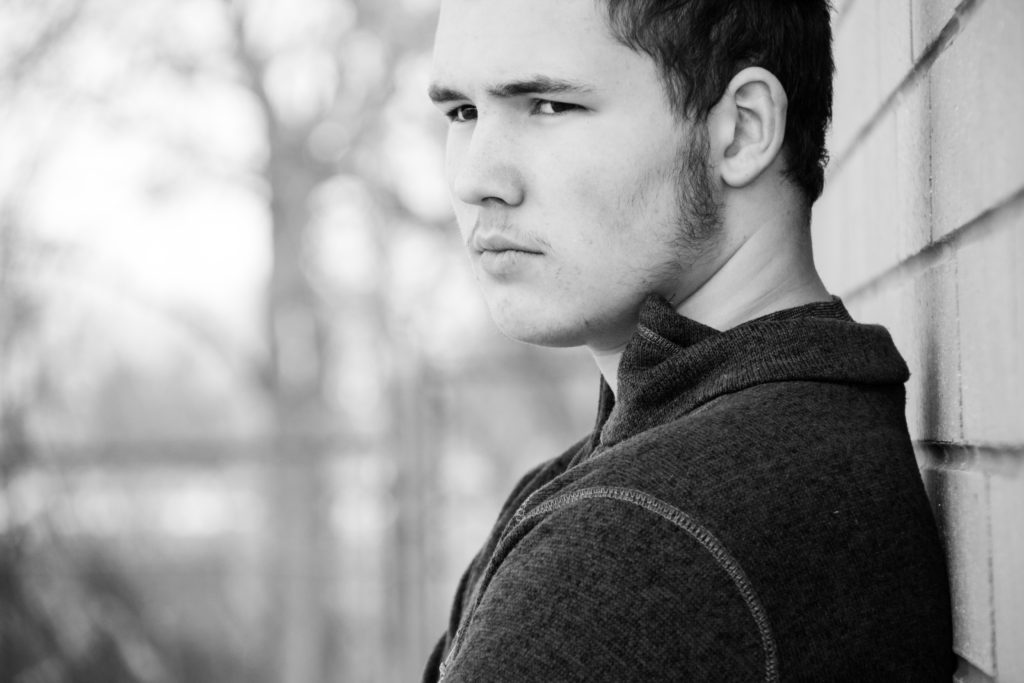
[590,347,625,398]
[674,224,830,331]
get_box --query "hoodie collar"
[596,295,909,447]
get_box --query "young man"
[425,0,953,680]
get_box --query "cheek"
[444,137,474,238]
[452,205,476,242]
[444,152,460,196]
[444,129,469,191]
[563,145,680,238]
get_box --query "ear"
[709,67,788,189]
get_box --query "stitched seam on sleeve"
[520,486,780,683]
[439,485,780,683]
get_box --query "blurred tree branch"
[0,0,85,92]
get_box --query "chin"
[488,307,586,349]
[483,291,639,350]
[494,320,584,348]
[490,307,637,351]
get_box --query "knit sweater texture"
[423,295,953,682]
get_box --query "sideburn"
[675,124,723,250]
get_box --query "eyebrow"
[428,76,595,103]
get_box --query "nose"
[450,119,524,207]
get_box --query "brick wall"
[812,0,1024,680]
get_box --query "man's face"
[430,0,713,352]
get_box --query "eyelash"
[532,100,582,116]
[445,104,477,123]
[444,99,581,123]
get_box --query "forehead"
[431,0,649,94]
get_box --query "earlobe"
[716,67,788,189]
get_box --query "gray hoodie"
[425,295,953,682]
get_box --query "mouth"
[471,233,543,277]
[472,233,544,256]
[477,248,538,276]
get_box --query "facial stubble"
[642,124,724,305]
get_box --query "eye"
[533,99,581,116]
[445,104,477,123]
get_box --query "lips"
[471,232,543,255]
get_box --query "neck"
[589,194,829,397]
[591,346,624,397]
[677,210,829,331]
[675,179,827,331]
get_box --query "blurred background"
[0,1,598,681]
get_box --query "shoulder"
[595,378,918,499]
[442,487,775,682]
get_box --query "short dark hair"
[601,0,834,204]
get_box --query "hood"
[597,295,909,446]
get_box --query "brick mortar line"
[841,182,1024,303]
[825,0,984,183]
[916,441,1024,476]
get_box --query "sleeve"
[424,444,590,683]
[440,494,772,683]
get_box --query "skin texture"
[429,0,830,393]
[430,0,717,353]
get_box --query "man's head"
[429,0,833,352]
